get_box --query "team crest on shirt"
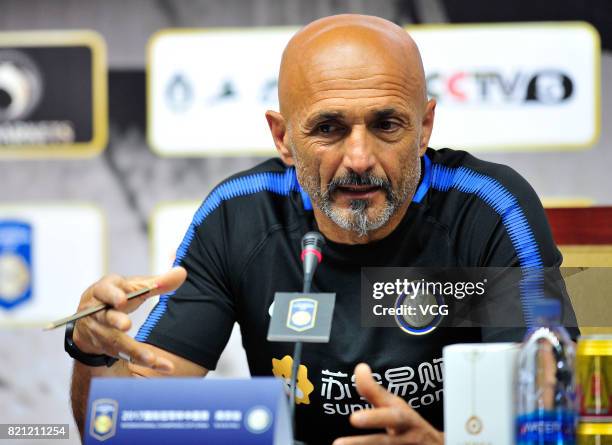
[286,297,317,332]
[89,399,118,441]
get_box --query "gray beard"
[319,197,396,237]
[313,161,420,238]
[291,142,421,238]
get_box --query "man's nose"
[341,126,376,175]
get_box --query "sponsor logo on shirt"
[319,357,444,416]
[272,355,445,415]
[271,355,314,405]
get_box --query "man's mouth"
[335,185,382,199]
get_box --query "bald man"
[68,14,576,445]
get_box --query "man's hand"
[333,363,444,445]
[72,267,187,373]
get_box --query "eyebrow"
[373,108,399,119]
[303,107,411,130]
[372,107,413,128]
[304,111,346,128]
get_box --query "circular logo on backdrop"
[244,406,272,434]
[0,50,43,121]
[0,253,30,302]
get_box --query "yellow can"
[577,423,612,445]
[577,336,612,422]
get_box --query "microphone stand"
[289,277,310,439]
[290,231,323,445]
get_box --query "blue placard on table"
[85,377,292,444]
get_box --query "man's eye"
[318,123,337,134]
[376,120,398,131]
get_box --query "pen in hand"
[43,285,156,331]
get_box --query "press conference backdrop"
[148,23,600,155]
[0,1,611,444]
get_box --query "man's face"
[287,42,428,237]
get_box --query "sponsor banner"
[414,22,600,151]
[0,204,105,326]
[148,28,293,156]
[147,22,599,156]
[85,378,291,445]
[0,31,108,158]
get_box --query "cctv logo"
[0,50,43,122]
[426,69,574,105]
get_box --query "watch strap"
[64,320,118,367]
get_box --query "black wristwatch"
[64,320,118,367]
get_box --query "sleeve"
[454,163,580,342]
[134,203,236,370]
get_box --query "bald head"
[265,15,436,243]
[278,14,427,121]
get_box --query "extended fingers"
[334,430,440,445]
[153,266,187,294]
[105,309,132,331]
[121,267,188,313]
[87,320,174,373]
[126,266,187,297]
[333,433,396,445]
[90,276,127,308]
[354,363,396,408]
[350,406,415,431]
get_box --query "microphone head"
[301,231,325,252]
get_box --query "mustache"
[327,171,393,196]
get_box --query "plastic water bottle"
[516,298,577,444]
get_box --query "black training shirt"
[136,147,577,445]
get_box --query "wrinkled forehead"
[279,22,426,119]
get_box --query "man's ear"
[265,110,294,166]
[419,98,436,156]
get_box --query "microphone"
[289,232,325,437]
[300,231,324,293]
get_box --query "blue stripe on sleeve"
[429,164,544,326]
[135,168,303,342]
